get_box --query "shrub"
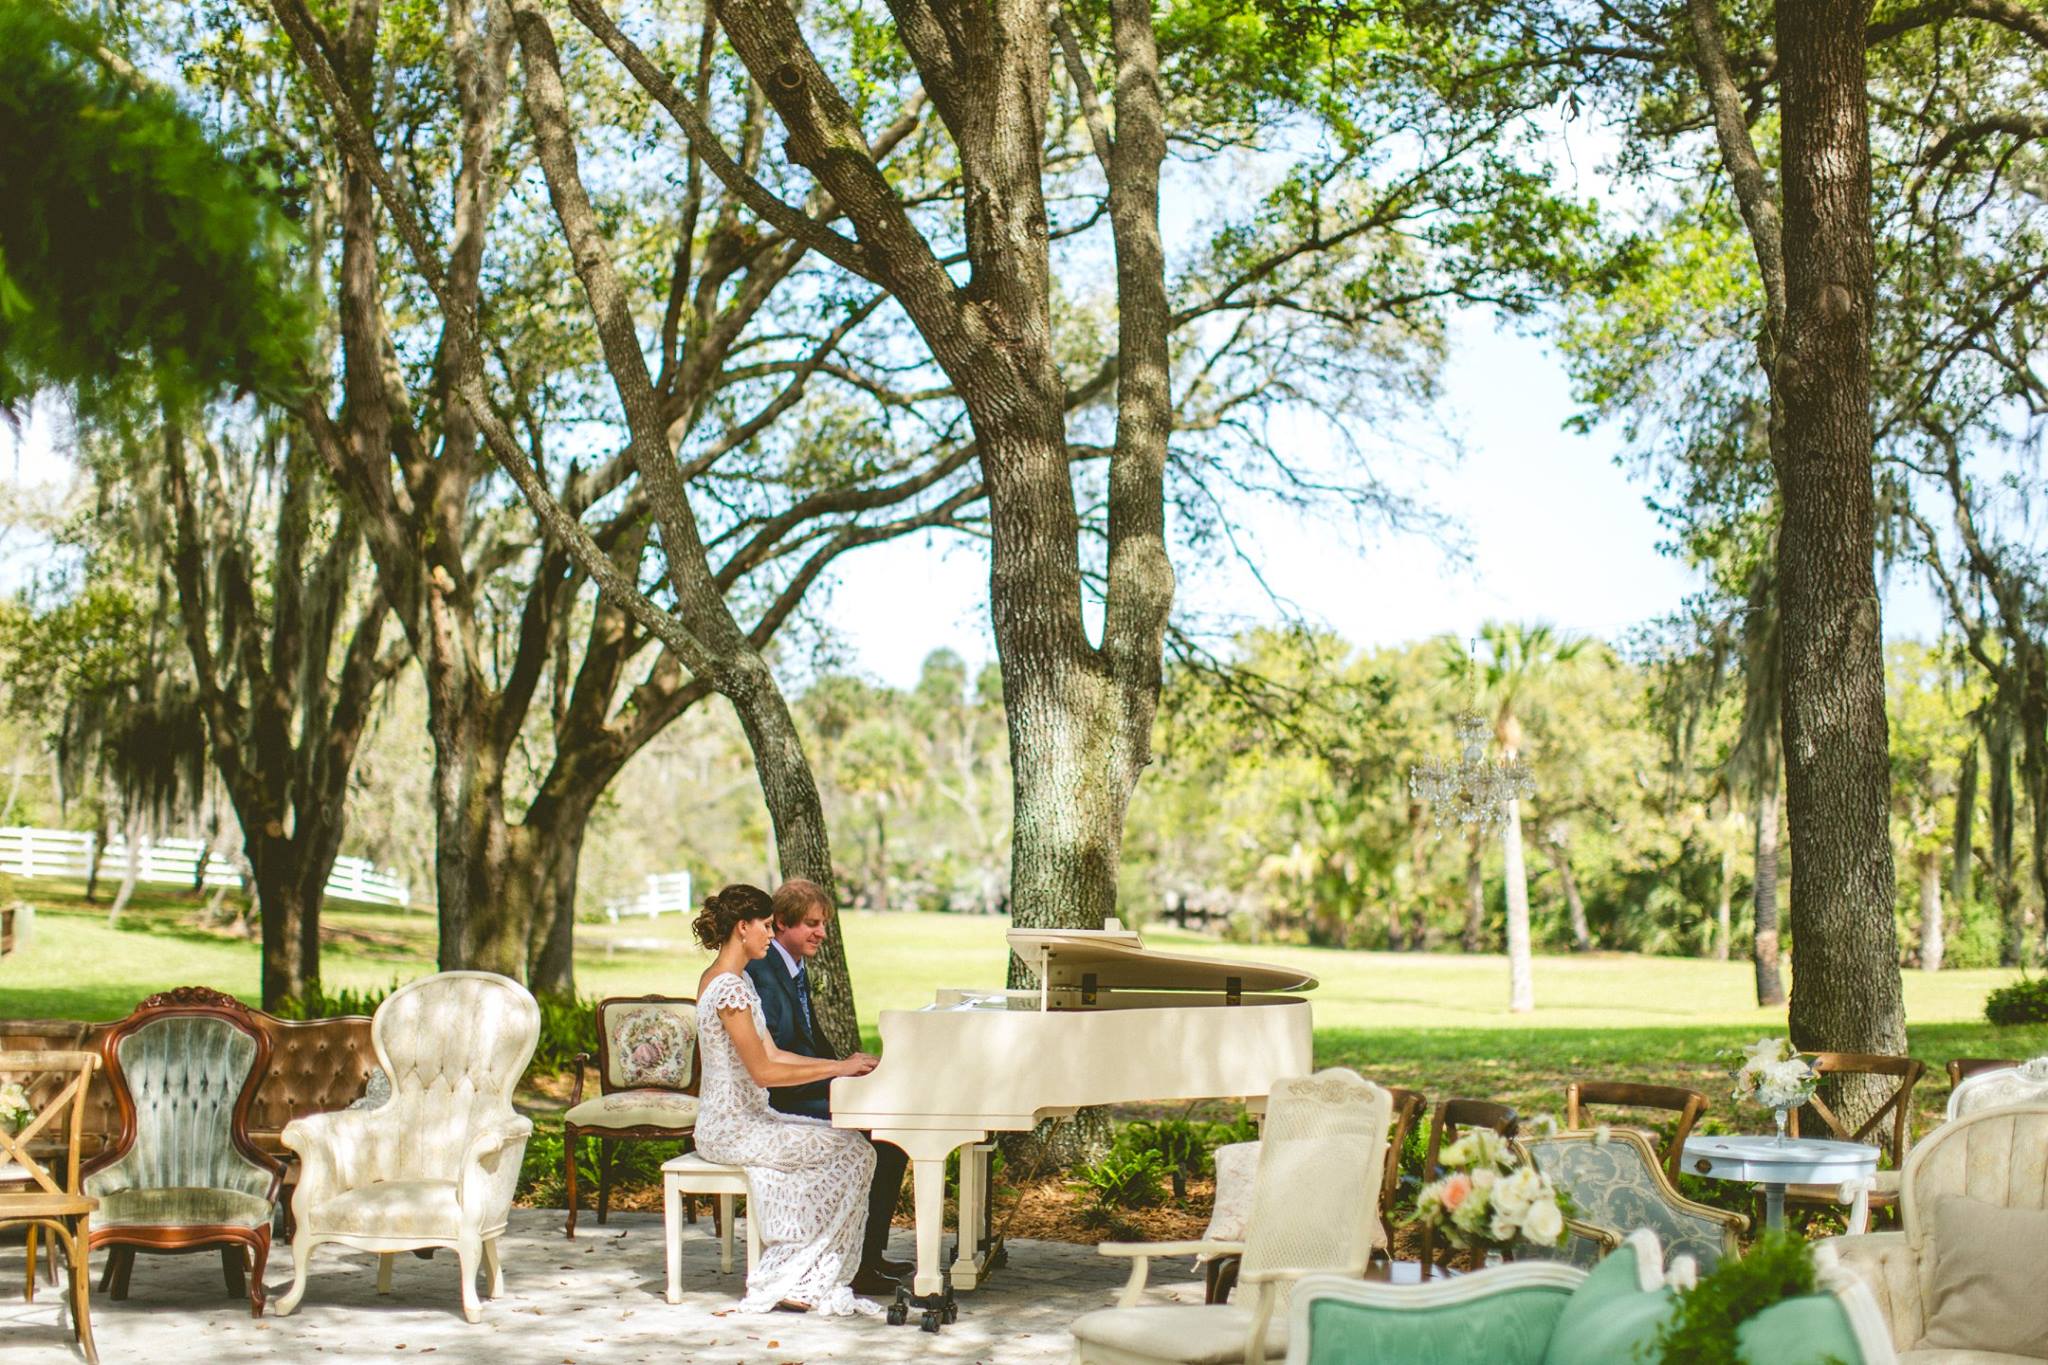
[1653,1229,1820,1364]
[1116,1118,1213,1200]
[1071,1148,1167,1220]
[1986,975,2048,1026]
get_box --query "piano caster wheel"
[943,1299,958,1325]
[920,1308,941,1333]
[887,1289,909,1327]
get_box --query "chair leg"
[455,1237,483,1324]
[664,1178,683,1305]
[564,1126,580,1239]
[377,1252,395,1294]
[246,1232,270,1317]
[108,1246,134,1300]
[716,1193,735,1274]
[221,1244,247,1297]
[69,1223,98,1365]
[597,1138,612,1225]
[23,1224,35,1302]
[275,1235,314,1317]
[482,1236,503,1299]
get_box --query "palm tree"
[1443,623,1583,1014]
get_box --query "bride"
[692,883,883,1316]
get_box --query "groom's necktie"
[794,963,814,1039]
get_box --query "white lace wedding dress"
[694,971,880,1316]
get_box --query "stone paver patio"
[2,1208,1206,1363]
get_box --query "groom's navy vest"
[744,953,832,1120]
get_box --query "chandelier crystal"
[1409,711,1534,834]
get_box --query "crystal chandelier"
[1409,710,1534,834]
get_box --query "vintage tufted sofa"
[2,996,377,1173]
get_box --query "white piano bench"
[662,1152,760,1298]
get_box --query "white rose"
[1522,1197,1565,1246]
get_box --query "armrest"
[1097,1240,1244,1307]
[1825,1232,1920,1352]
[281,1106,385,1212]
[568,1053,591,1109]
[457,1114,535,1232]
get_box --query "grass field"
[5,883,2045,1136]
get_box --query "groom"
[746,878,911,1295]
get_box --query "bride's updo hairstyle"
[691,883,774,951]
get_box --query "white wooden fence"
[603,871,693,922]
[0,826,410,907]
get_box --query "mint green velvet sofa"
[1281,1229,1898,1365]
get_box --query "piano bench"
[662,1153,760,1296]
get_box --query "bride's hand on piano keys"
[835,1051,879,1078]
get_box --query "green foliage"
[274,980,599,1077]
[1986,976,2048,1026]
[0,4,308,413]
[1652,1230,1821,1365]
[1070,1148,1169,1218]
[1114,1118,1215,1199]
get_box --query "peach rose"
[1440,1173,1473,1211]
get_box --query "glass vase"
[1772,1105,1790,1146]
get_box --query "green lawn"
[6,889,2044,1136]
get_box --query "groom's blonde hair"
[771,878,836,929]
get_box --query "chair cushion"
[1788,1170,1902,1202]
[1302,1282,1569,1365]
[314,1179,460,1238]
[565,1090,699,1131]
[1541,1236,1674,1365]
[1920,1196,2048,1358]
[1069,1303,1289,1364]
[95,1186,273,1229]
[1736,1292,1874,1364]
[1201,1142,1259,1252]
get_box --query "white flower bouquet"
[0,1080,31,1133]
[1730,1037,1820,1141]
[1411,1126,1569,1252]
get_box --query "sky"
[0,314,1947,692]
[805,312,1945,689]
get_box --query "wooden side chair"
[1418,1097,1518,1276]
[1784,1052,1925,1226]
[564,994,701,1237]
[1,1049,100,1363]
[85,987,282,1317]
[1376,1086,1426,1259]
[1564,1079,1709,1184]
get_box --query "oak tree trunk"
[1774,0,1907,1093]
[1951,733,1977,908]
[1545,834,1593,953]
[1754,769,1788,1007]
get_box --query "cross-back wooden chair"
[1785,1052,1925,1224]
[0,1049,100,1363]
[1564,1079,1709,1184]
[1418,1097,1517,1276]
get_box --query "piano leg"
[873,1128,982,1314]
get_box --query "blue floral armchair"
[1514,1129,1745,1272]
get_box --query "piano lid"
[1007,924,1318,995]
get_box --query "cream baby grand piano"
[830,921,1317,1331]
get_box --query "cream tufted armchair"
[1830,1104,2048,1363]
[1945,1058,2048,1121]
[275,972,539,1324]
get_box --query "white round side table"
[1681,1134,1879,1229]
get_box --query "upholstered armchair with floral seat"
[84,988,282,1317]
[1515,1129,1746,1273]
[276,972,539,1324]
[1830,1104,2048,1363]
[563,994,700,1237]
